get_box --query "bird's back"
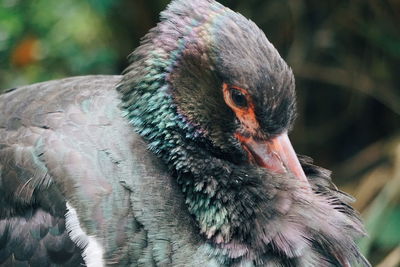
[0,75,219,266]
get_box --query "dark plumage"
[0,0,369,266]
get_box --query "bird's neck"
[117,46,237,247]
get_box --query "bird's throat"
[117,48,234,245]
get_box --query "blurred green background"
[1,0,399,265]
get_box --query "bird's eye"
[230,88,248,108]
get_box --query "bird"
[0,0,370,266]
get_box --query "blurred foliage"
[0,0,118,87]
[1,0,399,265]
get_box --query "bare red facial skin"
[222,84,259,135]
[223,83,309,186]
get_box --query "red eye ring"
[222,83,260,135]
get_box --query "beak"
[236,132,309,185]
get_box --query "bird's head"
[118,0,369,265]
[154,0,306,184]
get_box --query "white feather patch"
[65,202,105,267]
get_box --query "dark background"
[1,0,399,265]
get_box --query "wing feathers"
[0,208,84,266]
